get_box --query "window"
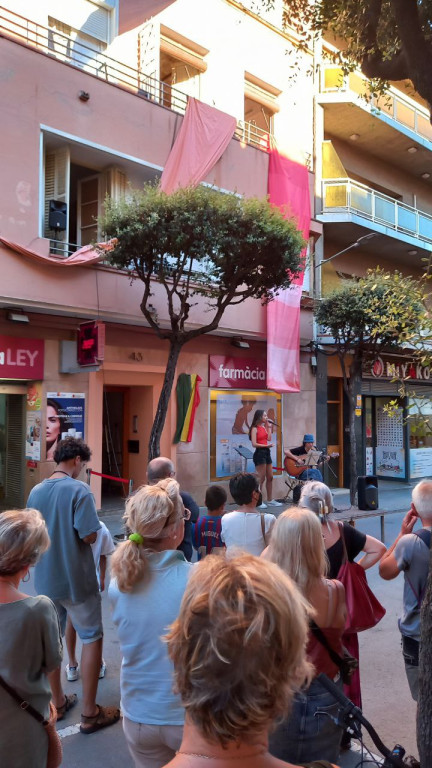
[244,74,280,138]
[48,1,112,70]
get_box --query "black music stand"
[233,445,254,472]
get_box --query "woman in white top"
[109,479,193,768]
[221,472,276,556]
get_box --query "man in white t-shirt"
[65,520,115,682]
[221,472,276,556]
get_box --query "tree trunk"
[417,544,432,764]
[347,375,358,507]
[148,339,183,461]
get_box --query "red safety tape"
[88,469,130,484]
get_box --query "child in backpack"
[192,485,227,560]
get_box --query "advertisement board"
[46,392,85,460]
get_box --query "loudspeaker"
[357,475,379,510]
[48,199,67,231]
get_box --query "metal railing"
[49,239,81,257]
[0,7,273,151]
[322,178,432,245]
[320,65,432,144]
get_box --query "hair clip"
[129,532,144,545]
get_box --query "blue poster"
[46,392,85,460]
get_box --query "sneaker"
[99,659,107,679]
[267,500,283,507]
[257,503,267,509]
[66,664,79,682]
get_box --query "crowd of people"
[0,435,428,768]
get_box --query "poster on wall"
[365,446,374,475]
[25,382,43,461]
[211,390,281,479]
[375,446,405,478]
[410,448,432,479]
[46,393,85,460]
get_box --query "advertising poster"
[410,448,432,479]
[25,411,42,460]
[211,390,281,479]
[375,446,405,478]
[46,392,85,460]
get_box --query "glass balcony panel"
[418,214,432,242]
[324,184,348,208]
[417,115,432,141]
[373,94,395,117]
[323,67,345,91]
[348,72,367,97]
[394,101,416,130]
[397,207,417,235]
[374,196,396,227]
[350,185,372,216]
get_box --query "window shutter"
[44,147,70,246]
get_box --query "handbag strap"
[338,522,348,565]
[310,621,344,670]
[0,674,47,725]
[260,513,268,547]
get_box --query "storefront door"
[0,391,25,510]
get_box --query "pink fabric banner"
[160,97,236,193]
[266,150,311,392]
[0,238,117,266]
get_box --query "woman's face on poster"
[46,405,61,444]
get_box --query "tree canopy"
[102,183,305,457]
[281,0,432,113]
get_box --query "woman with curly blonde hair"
[164,554,339,768]
[0,508,63,768]
[108,479,193,768]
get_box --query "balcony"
[319,178,432,260]
[318,65,432,177]
[0,7,273,153]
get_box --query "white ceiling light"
[407,146,418,153]
[349,133,360,141]
[421,172,431,179]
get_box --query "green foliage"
[315,268,428,355]
[278,1,432,111]
[102,183,305,339]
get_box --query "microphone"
[267,419,279,427]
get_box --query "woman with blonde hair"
[108,478,193,768]
[164,553,338,768]
[0,508,63,768]
[265,507,347,765]
[299,480,385,725]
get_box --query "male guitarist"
[284,434,323,503]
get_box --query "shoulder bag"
[260,513,268,547]
[337,523,386,633]
[0,674,62,768]
[310,621,358,685]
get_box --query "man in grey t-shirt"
[27,437,119,734]
[379,479,432,701]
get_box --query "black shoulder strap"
[0,674,46,724]
[310,621,343,670]
[413,528,431,549]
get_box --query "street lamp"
[314,232,380,272]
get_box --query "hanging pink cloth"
[266,150,310,392]
[160,97,236,193]
[0,237,117,266]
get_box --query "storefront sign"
[410,448,432,479]
[209,356,266,389]
[0,335,44,379]
[364,355,431,382]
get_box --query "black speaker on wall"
[357,475,379,510]
[48,199,67,231]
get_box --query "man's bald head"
[147,456,175,484]
[412,480,432,523]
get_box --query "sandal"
[80,704,120,735]
[56,693,78,721]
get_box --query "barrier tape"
[88,469,130,484]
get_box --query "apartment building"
[314,51,432,487]
[0,0,321,508]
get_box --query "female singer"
[249,410,281,509]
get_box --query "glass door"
[375,396,406,480]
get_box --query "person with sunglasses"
[109,478,193,768]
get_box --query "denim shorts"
[269,675,343,765]
[253,447,272,466]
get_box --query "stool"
[283,474,305,503]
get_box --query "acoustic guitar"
[284,452,340,477]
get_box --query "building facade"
[0,0,321,508]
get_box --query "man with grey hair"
[146,457,199,561]
[379,479,432,701]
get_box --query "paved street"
[23,480,419,767]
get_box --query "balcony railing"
[0,7,273,152]
[322,178,432,245]
[320,65,432,145]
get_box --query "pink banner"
[160,97,236,193]
[0,238,117,267]
[266,151,310,392]
[209,355,267,389]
